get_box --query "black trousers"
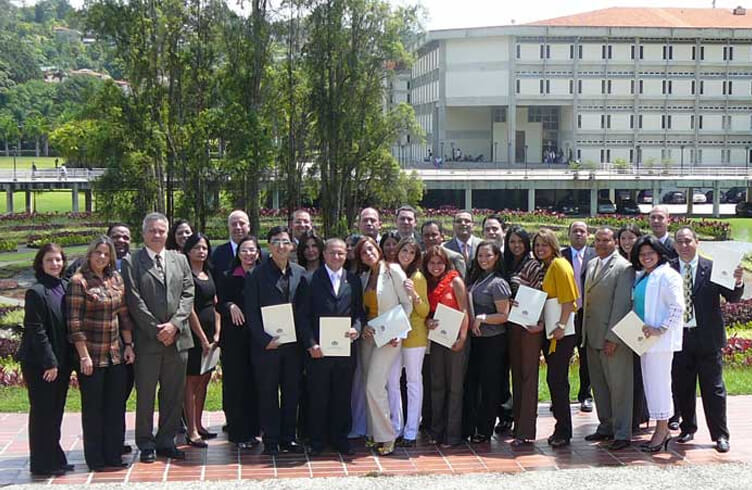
[465,334,505,438]
[669,355,682,424]
[22,364,70,474]
[79,363,127,468]
[543,335,576,440]
[496,333,513,426]
[253,343,301,447]
[574,312,591,402]
[306,355,355,451]
[122,363,134,446]
[632,352,649,427]
[222,326,258,443]
[672,329,729,441]
[420,353,432,431]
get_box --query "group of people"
[19,203,743,476]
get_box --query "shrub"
[0,239,16,253]
[722,336,752,368]
[27,230,102,248]
[722,298,752,327]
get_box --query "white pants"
[641,351,674,421]
[349,348,367,438]
[386,346,427,440]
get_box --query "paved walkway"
[3,396,752,485]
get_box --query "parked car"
[726,187,747,204]
[692,192,707,204]
[556,198,580,215]
[637,190,653,204]
[705,190,728,204]
[616,198,641,215]
[662,191,686,204]
[597,199,616,214]
[736,201,752,217]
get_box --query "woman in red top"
[423,246,469,447]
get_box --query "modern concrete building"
[404,6,752,169]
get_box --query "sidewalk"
[3,396,752,485]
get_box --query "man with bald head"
[212,210,252,281]
[649,205,678,259]
[359,207,381,241]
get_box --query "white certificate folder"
[200,345,220,375]
[612,311,658,356]
[507,286,548,328]
[369,305,411,348]
[543,299,576,340]
[319,317,351,357]
[261,303,297,344]
[709,248,743,291]
[428,303,465,349]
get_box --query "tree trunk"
[35,137,40,157]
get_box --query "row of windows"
[520,79,748,95]
[577,114,752,130]
[579,149,707,164]
[524,44,737,61]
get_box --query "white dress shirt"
[325,264,343,296]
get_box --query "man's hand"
[347,328,359,341]
[229,303,245,326]
[124,345,135,364]
[308,344,323,359]
[157,322,178,346]
[266,337,280,350]
[603,340,617,357]
[734,265,743,285]
[43,367,58,382]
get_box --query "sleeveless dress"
[187,272,217,375]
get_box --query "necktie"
[683,263,694,324]
[155,254,165,281]
[462,242,470,262]
[573,251,583,308]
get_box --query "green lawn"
[0,156,60,170]
[723,218,752,242]
[0,191,75,214]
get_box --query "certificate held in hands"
[508,286,548,328]
[543,298,575,339]
[612,311,658,356]
[200,345,220,375]
[428,303,465,349]
[261,303,297,344]
[369,305,411,348]
[319,317,352,357]
[709,248,743,291]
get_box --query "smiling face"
[594,229,616,259]
[483,219,504,244]
[144,219,168,253]
[108,226,131,259]
[269,232,293,263]
[175,223,193,249]
[89,243,111,274]
[229,213,250,243]
[476,244,498,272]
[359,209,381,239]
[324,241,347,272]
[619,230,638,256]
[43,250,64,278]
[303,237,321,263]
[292,211,312,239]
[397,243,417,271]
[508,233,526,259]
[382,237,399,263]
[359,240,381,268]
[237,240,259,269]
[649,209,669,238]
[396,210,416,236]
[426,254,447,279]
[638,244,659,272]
[422,224,443,248]
[453,212,474,241]
[533,236,553,262]
[674,228,698,263]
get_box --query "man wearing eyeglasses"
[245,226,308,456]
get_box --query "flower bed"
[722,298,752,328]
[723,336,752,368]
[27,230,102,248]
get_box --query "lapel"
[588,256,615,290]
[693,257,708,296]
[140,249,165,284]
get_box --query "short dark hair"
[421,220,443,234]
[297,230,324,268]
[182,233,212,272]
[267,225,291,242]
[674,226,698,240]
[106,222,130,236]
[630,235,672,271]
[482,214,506,232]
[33,243,67,280]
[396,205,418,219]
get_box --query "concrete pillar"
[630,189,638,202]
[608,187,616,203]
[25,191,32,214]
[464,185,473,210]
[72,183,79,213]
[5,189,13,214]
[84,190,93,213]
[272,188,280,210]
[527,187,535,211]
[508,104,517,164]
[686,187,694,216]
[652,180,661,208]
[713,180,721,218]
[590,187,598,217]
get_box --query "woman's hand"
[526,321,544,334]
[388,338,400,347]
[451,336,466,352]
[403,279,417,300]
[124,345,135,364]
[471,317,483,336]
[362,325,376,340]
[229,303,245,326]
[551,327,565,341]
[79,357,93,376]
[42,367,58,382]
[642,325,663,338]
[426,318,439,331]
[509,299,520,308]
[201,340,212,356]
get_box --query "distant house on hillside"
[53,26,83,41]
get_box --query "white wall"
[445,106,492,159]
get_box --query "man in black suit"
[245,225,307,456]
[212,210,257,281]
[299,238,364,455]
[561,220,596,413]
[671,227,743,453]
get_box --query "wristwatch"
[555,322,566,330]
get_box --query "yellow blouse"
[402,271,430,348]
[363,289,379,321]
[542,256,579,308]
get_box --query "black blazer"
[298,266,365,349]
[659,236,679,259]
[216,267,249,348]
[244,259,308,350]
[211,241,268,284]
[671,256,744,352]
[17,277,72,371]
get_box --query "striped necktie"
[683,263,693,323]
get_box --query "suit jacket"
[122,248,195,354]
[360,262,413,318]
[658,235,678,259]
[441,238,475,278]
[444,235,482,260]
[561,246,596,298]
[635,263,685,353]
[299,266,365,350]
[670,256,744,352]
[244,258,307,350]
[582,252,635,349]
[17,277,72,370]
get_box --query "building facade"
[405,7,752,167]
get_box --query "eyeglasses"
[270,239,292,247]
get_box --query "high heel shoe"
[198,428,218,439]
[639,434,671,453]
[186,436,208,448]
[377,440,395,456]
[364,437,377,449]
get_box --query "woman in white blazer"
[354,236,413,456]
[630,235,685,453]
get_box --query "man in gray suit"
[421,220,466,275]
[442,210,481,277]
[123,213,195,463]
[582,226,635,450]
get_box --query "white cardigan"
[361,262,413,318]
[634,262,685,353]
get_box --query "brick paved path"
[3,396,752,485]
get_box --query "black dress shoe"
[584,432,613,441]
[32,468,66,477]
[280,441,304,453]
[676,432,694,443]
[61,464,75,472]
[716,438,730,453]
[121,445,132,455]
[549,437,570,448]
[608,440,631,451]
[106,461,129,468]
[262,444,279,456]
[580,399,593,413]
[494,420,512,435]
[668,421,680,431]
[140,449,156,463]
[156,447,186,460]
[308,447,324,457]
[337,445,355,456]
[186,436,208,448]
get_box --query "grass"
[0,245,88,265]
[0,156,60,170]
[723,218,752,242]
[0,191,75,214]
[0,363,749,412]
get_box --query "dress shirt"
[230,239,239,257]
[679,254,699,328]
[325,264,343,296]
[456,237,473,260]
[593,249,618,280]
[570,246,585,308]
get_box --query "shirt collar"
[570,246,584,258]
[230,240,238,255]
[681,254,699,270]
[145,247,165,262]
[325,264,342,278]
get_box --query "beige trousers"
[360,337,402,443]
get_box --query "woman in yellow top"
[533,228,579,448]
[384,237,429,447]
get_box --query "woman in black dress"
[18,243,74,476]
[182,233,220,447]
[216,235,261,448]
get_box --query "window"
[577,115,582,129]
[540,45,545,59]
[640,46,644,59]
[661,149,672,160]
[723,81,733,95]
[630,114,634,129]
[577,149,582,160]
[578,80,582,94]
[546,80,550,93]
[601,80,612,94]
[601,115,611,129]
[661,115,672,129]
[700,80,704,95]
[724,46,734,61]
[516,79,520,93]
[691,80,695,95]
[700,46,705,60]
[699,115,703,129]
[691,115,695,129]
[631,80,635,94]
[578,45,583,59]
[662,80,672,94]
[662,45,673,60]
[569,79,573,94]
[692,46,696,60]
[630,149,634,162]
[639,115,643,129]
[602,45,612,59]
[600,149,611,162]
[639,80,644,94]
[631,45,635,60]
[540,79,545,94]
[570,45,574,59]
[723,115,731,130]
[516,44,521,59]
